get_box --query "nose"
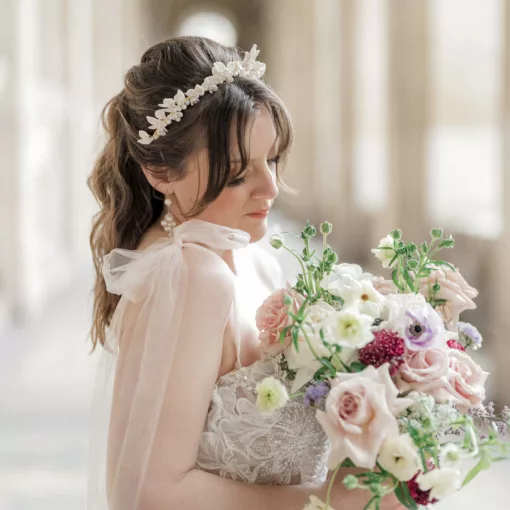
[252,164,279,201]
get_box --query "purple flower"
[304,382,330,407]
[402,307,445,351]
[458,321,483,350]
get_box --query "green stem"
[281,245,313,296]
[325,463,342,509]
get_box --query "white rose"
[255,377,289,413]
[322,307,374,350]
[371,235,395,268]
[417,468,462,500]
[378,434,421,481]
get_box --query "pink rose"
[417,267,478,329]
[397,348,452,403]
[448,350,488,412]
[316,365,413,469]
[255,287,304,356]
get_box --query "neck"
[222,249,237,275]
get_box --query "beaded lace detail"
[196,356,330,485]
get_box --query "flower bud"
[327,252,338,264]
[431,228,443,239]
[439,237,455,248]
[407,259,418,270]
[420,242,428,254]
[304,223,317,237]
[407,243,418,254]
[343,475,358,490]
[320,221,333,235]
[269,234,284,249]
[390,229,402,240]
[432,282,441,293]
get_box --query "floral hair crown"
[137,44,266,145]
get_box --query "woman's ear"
[141,166,174,195]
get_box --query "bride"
[87,36,401,510]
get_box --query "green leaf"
[313,366,329,379]
[403,269,416,292]
[392,269,405,291]
[319,357,337,373]
[434,260,456,272]
[394,482,418,510]
[279,326,292,343]
[349,361,367,373]
[462,456,491,486]
[388,253,399,267]
[291,327,300,352]
[340,458,355,468]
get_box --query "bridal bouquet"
[255,222,510,510]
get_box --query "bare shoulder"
[182,243,236,300]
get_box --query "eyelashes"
[227,155,280,188]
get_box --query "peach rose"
[417,267,478,329]
[255,287,304,356]
[448,350,488,412]
[397,348,452,403]
[316,364,413,469]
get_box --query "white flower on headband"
[137,44,266,145]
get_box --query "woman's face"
[170,106,280,243]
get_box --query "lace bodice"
[195,356,330,485]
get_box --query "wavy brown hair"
[88,36,293,352]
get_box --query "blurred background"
[1,0,509,508]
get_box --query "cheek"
[197,188,249,224]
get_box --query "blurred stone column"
[262,0,316,219]
[492,0,510,405]
[0,0,22,326]
[380,0,429,240]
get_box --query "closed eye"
[227,155,280,187]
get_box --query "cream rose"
[397,348,453,403]
[256,287,304,356]
[417,266,478,329]
[316,364,413,469]
[448,350,488,412]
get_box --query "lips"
[247,208,270,218]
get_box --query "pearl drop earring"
[161,194,177,237]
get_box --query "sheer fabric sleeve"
[87,222,249,510]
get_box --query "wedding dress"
[88,219,329,510]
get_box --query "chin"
[242,219,268,243]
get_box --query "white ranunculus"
[417,468,462,500]
[255,377,289,413]
[377,434,421,481]
[322,307,374,350]
[371,235,395,268]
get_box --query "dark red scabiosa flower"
[447,338,466,352]
[407,473,438,506]
[358,329,406,376]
